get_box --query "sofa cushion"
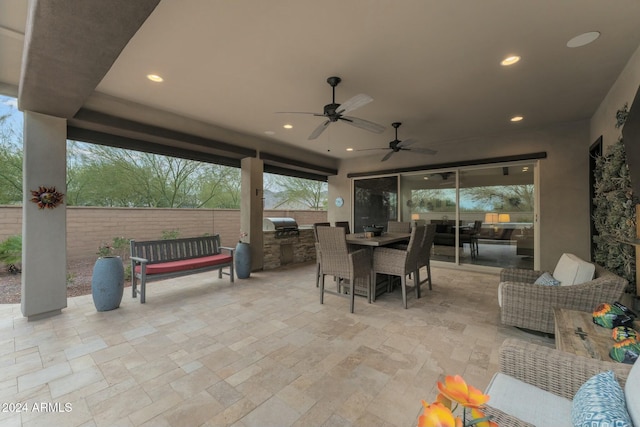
[572,370,632,427]
[625,356,640,426]
[485,373,573,427]
[534,271,560,286]
[553,253,595,286]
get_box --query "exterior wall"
[0,206,327,264]
[591,43,640,149]
[330,120,590,272]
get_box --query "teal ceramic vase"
[235,242,251,279]
[91,256,125,311]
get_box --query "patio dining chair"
[387,221,411,233]
[313,222,330,288]
[335,221,351,234]
[372,225,426,309]
[416,223,437,292]
[316,226,372,313]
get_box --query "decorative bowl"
[363,225,384,236]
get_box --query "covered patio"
[0,262,552,427]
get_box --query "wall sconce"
[498,213,511,223]
[484,212,499,224]
[411,213,420,220]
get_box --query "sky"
[0,94,22,129]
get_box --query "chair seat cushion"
[553,253,595,285]
[136,254,233,275]
[485,373,573,427]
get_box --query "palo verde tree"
[271,175,327,210]
[0,113,23,204]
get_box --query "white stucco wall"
[591,44,640,148]
[329,120,590,272]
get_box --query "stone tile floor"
[0,261,553,427]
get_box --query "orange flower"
[470,408,498,427]
[436,375,490,409]
[418,401,463,427]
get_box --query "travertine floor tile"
[0,262,552,426]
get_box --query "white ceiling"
[2,0,640,163]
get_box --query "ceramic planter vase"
[235,242,251,279]
[91,256,125,311]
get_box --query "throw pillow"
[534,272,560,286]
[571,370,632,427]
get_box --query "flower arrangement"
[418,375,496,427]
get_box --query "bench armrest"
[220,246,235,256]
[130,256,149,265]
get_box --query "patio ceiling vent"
[263,217,299,238]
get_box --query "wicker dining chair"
[313,222,330,288]
[415,223,437,293]
[386,221,412,233]
[334,221,351,234]
[316,226,372,313]
[372,225,426,308]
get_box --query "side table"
[553,308,632,361]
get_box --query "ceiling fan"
[278,76,386,140]
[359,122,437,162]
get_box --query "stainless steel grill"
[263,217,300,238]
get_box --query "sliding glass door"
[353,176,398,234]
[399,163,536,269]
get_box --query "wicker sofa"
[483,338,638,426]
[498,254,627,334]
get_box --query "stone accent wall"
[0,206,326,264]
[263,229,316,270]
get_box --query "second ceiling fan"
[360,122,438,162]
[279,76,386,140]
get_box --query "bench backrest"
[130,235,222,264]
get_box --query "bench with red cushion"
[130,235,235,303]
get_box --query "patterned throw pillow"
[571,370,632,427]
[534,271,560,286]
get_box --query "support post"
[21,111,68,320]
[240,157,263,271]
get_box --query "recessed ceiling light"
[283,124,293,129]
[264,130,275,135]
[346,147,354,151]
[501,55,521,66]
[567,31,600,48]
[510,115,524,122]
[146,74,163,82]
[522,166,529,171]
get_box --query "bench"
[130,235,235,303]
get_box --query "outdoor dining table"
[345,232,411,247]
[345,232,412,297]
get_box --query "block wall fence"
[0,206,327,264]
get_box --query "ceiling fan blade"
[381,151,394,162]
[397,138,417,148]
[408,147,438,155]
[275,111,321,115]
[356,147,388,151]
[308,120,331,140]
[340,116,386,133]
[336,93,373,115]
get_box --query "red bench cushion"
[135,254,233,275]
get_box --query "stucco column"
[241,157,263,271]
[21,111,67,320]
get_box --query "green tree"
[272,176,327,210]
[0,113,23,204]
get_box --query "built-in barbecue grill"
[263,217,300,238]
